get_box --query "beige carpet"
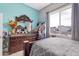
[10,50,24,56]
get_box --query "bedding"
[30,37,79,56]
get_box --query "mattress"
[30,37,79,56]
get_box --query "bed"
[30,37,79,56]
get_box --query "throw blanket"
[30,37,79,56]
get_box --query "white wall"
[0,13,3,56]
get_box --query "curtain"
[72,3,79,41]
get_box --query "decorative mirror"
[9,15,33,34]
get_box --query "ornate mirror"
[9,15,33,34]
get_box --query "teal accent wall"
[0,3,39,31]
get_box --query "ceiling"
[25,3,51,10]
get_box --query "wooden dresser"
[9,33,37,54]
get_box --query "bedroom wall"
[39,3,70,37]
[0,13,3,55]
[0,3,40,31]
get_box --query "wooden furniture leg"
[23,41,34,56]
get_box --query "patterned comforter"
[30,37,79,56]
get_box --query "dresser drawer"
[9,34,37,54]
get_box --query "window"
[49,12,59,28]
[49,8,71,28]
[61,8,71,26]
[49,6,72,35]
